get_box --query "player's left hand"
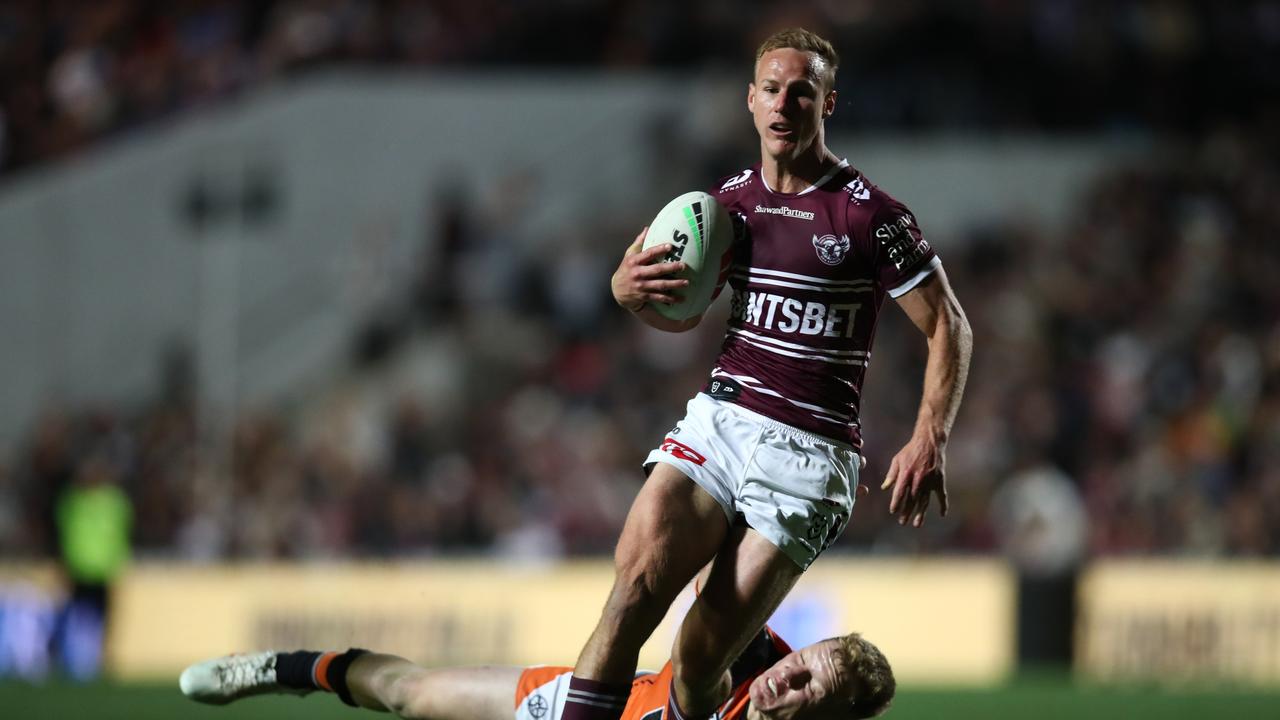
[879,432,948,528]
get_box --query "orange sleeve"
[620,664,674,720]
[514,666,573,708]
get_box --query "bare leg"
[574,463,729,683]
[346,653,522,720]
[671,527,803,717]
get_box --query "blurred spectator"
[1,5,1279,567]
[0,122,1278,562]
[991,463,1087,666]
[990,464,1087,578]
[52,448,132,680]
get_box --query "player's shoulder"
[833,166,906,213]
[835,166,920,239]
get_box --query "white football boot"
[179,651,310,705]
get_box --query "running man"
[578,26,972,720]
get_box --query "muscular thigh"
[612,462,729,591]
[673,527,803,675]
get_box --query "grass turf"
[2,679,1278,720]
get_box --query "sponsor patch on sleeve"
[659,437,707,465]
[873,213,930,271]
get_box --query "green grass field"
[3,679,1278,720]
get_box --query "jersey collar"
[760,159,850,196]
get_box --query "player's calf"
[345,653,438,716]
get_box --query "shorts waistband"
[698,393,859,453]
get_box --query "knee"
[605,552,672,621]
[606,535,686,607]
[382,671,433,719]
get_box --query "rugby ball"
[641,191,734,321]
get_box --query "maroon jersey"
[703,161,940,448]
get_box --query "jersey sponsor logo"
[526,694,549,719]
[874,215,929,270]
[753,204,815,221]
[811,234,851,266]
[720,168,754,191]
[844,177,871,203]
[661,437,707,465]
[733,289,862,339]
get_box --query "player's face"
[748,639,852,720]
[748,49,836,162]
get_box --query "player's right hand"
[611,226,689,312]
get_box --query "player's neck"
[760,142,840,195]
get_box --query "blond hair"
[830,633,895,719]
[754,28,840,90]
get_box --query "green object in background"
[57,484,133,584]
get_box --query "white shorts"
[644,393,860,569]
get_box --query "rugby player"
[580,27,972,720]
[180,626,895,720]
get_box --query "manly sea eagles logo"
[812,234,851,265]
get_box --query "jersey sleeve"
[705,166,756,303]
[710,212,747,302]
[855,198,940,298]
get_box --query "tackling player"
[577,26,972,720]
[180,626,895,720]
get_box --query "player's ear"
[747,83,757,112]
[823,90,837,119]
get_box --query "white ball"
[641,191,734,321]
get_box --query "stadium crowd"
[1,1,1278,565]
[2,0,1279,175]
[2,120,1278,563]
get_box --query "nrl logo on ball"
[812,234,850,266]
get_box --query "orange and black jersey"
[514,628,793,720]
